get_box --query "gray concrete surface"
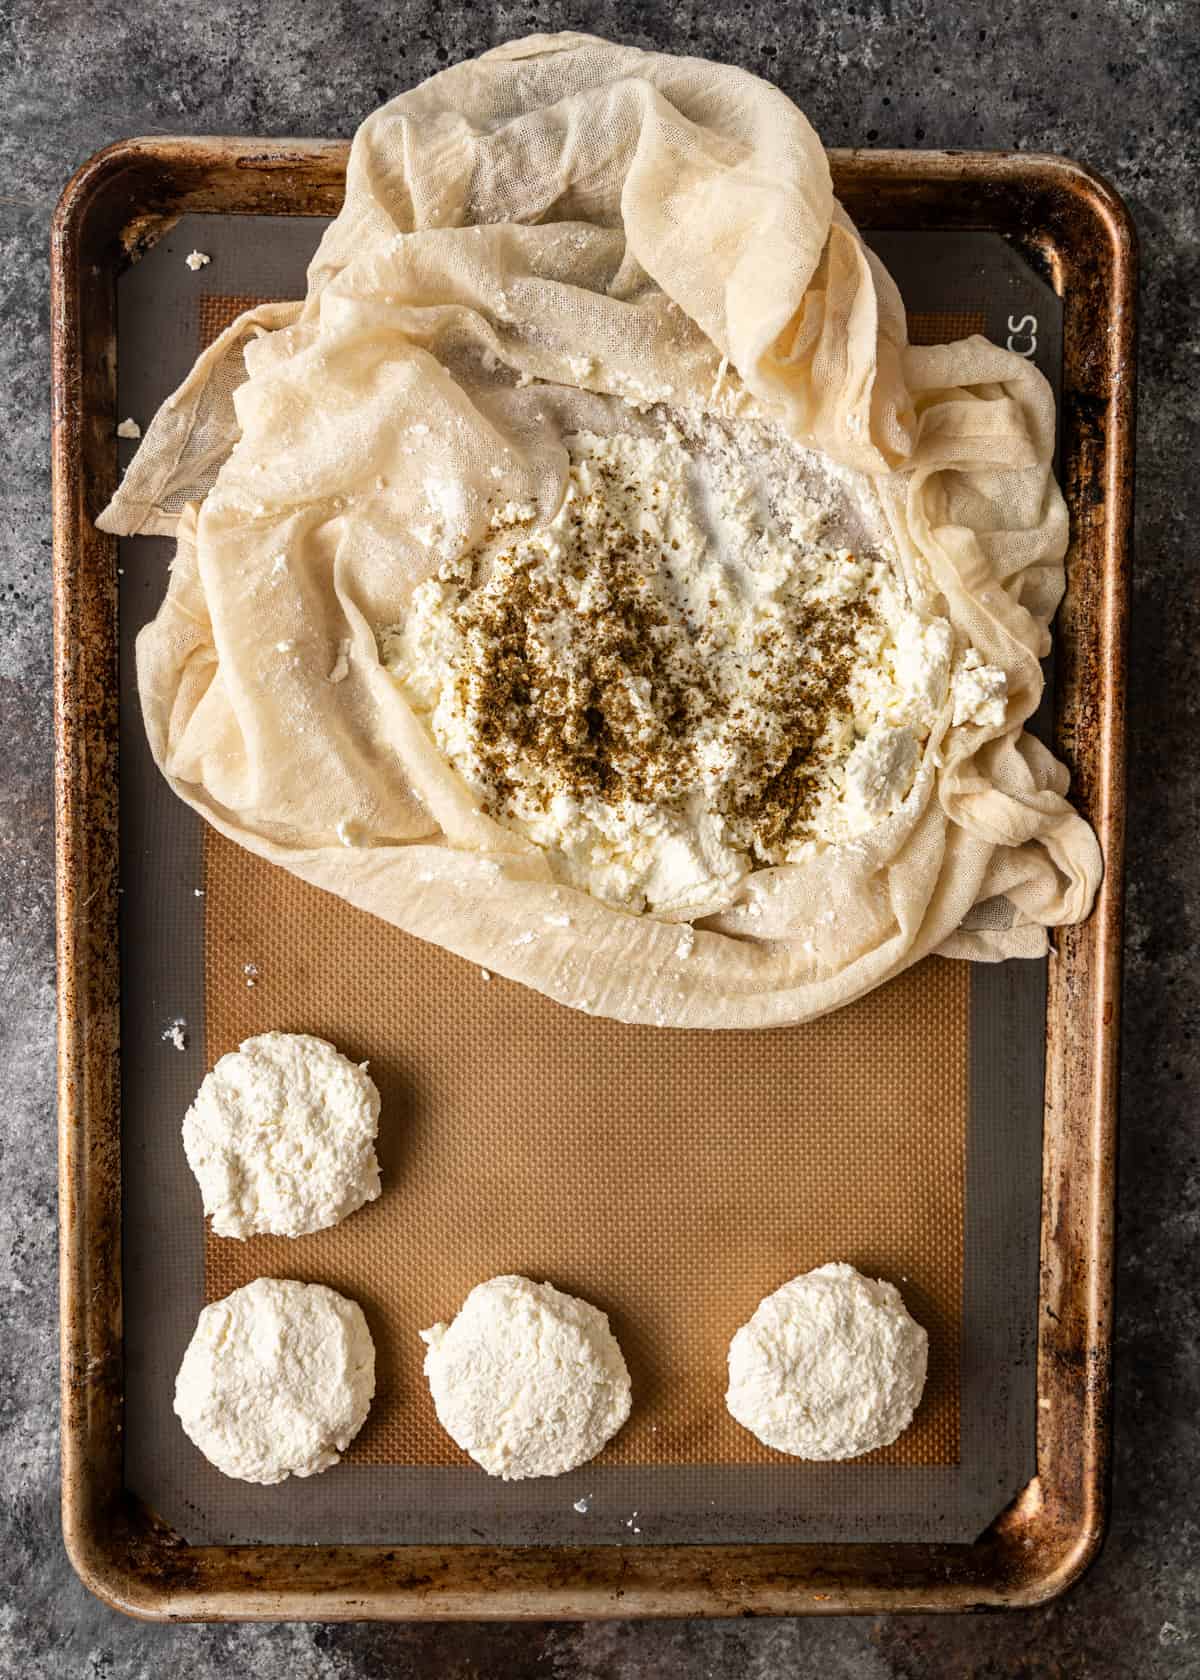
[1,0,1196,1673]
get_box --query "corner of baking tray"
[62,1490,203,1624]
[1011,152,1138,248]
[52,137,166,248]
[979,1465,1109,1610]
[51,135,349,269]
[1003,151,1139,317]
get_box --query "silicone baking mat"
[117,213,1054,1545]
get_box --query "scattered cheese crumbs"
[573,1496,591,1514]
[161,1018,187,1051]
[328,639,352,684]
[243,962,259,990]
[512,931,536,946]
[116,418,141,439]
[193,888,204,898]
[479,968,492,982]
[676,926,695,960]
[275,640,294,654]
[543,912,572,927]
[185,250,211,271]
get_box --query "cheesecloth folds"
[99,31,1102,1030]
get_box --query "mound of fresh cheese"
[182,1032,381,1239]
[175,1278,375,1483]
[385,416,1006,919]
[421,1275,632,1479]
[726,1262,928,1460]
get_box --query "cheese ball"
[726,1262,928,1460]
[182,1031,381,1239]
[175,1278,375,1483]
[421,1275,632,1479]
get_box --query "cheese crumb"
[185,250,211,271]
[116,418,141,439]
[161,1018,187,1051]
[952,649,1008,729]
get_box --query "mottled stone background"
[1,1,1196,1674]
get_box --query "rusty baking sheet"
[52,137,1133,1619]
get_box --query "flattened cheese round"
[182,1032,381,1239]
[726,1262,928,1460]
[174,1277,375,1484]
[421,1275,632,1479]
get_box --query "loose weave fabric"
[99,32,1101,1029]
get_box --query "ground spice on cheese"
[449,460,871,852]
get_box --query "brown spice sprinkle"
[444,463,880,862]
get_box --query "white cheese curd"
[175,1278,375,1484]
[952,648,1009,728]
[726,1262,928,1461]
[421,1275,632,1479]
[182,1031,381,1239]
[844,725,920,821]
[383,415,989,918]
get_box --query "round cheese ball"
[182,1032,381,1239]
[421,1275,632,1479]
[726,1262,928,1460]
[175,1277,375,1484]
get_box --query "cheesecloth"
[98,31,1101,1029]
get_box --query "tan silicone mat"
[907,308,986,345]
[202,825,965,1470]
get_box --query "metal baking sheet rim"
[51,136,1134,1621]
